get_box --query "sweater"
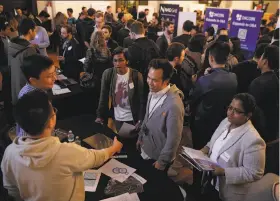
[1,136,110,201]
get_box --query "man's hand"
[80,72,86,78]
[204,67,212,75]
[95,118,104,125]
[136,140,142,151]
[112,137,123,153]
[31,44,39,49]
[153,161,165,171]
[134,121,142,132]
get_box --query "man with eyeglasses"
[16,54,57,137]
[1,90,123,201]
[96,47,145,148]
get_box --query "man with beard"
[156,21,174,58]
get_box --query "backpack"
[131,40,159,77]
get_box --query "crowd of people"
[0,4,279,201]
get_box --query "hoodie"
[1,136,110,201]
[139,84,184,168]
[8,37,38,105]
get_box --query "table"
[57,114,184,201]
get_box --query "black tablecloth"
[56,115,184,201]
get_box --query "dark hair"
[87,8,96,17]
[112,46,128,60]
[262,45,279,70]
[208,41,230,64]
[152,12,158,19]
[145,9,149,12]
[82,7,86,11]
[131,21,144,34]
[273,28,279,40]
[233,93,257,115]
[254,43,268,59]
[105,13,113,22]
[118,12,124,20]
[206,26,215,36]
[261,27,270,35]
[230,37,241,52]
[38,10,50,18]
[21,55,54,81]
[217,27,227,35]
[163,20,174,28]
[107,6,111,9]
[102,24,112,34]
[148,59,174,81]
[95,12,103,19]
[18,18,35,35]
[138,11,146,19]
[61,25,72,34]
[216,35,229,43]
[0,17,9,31]
[183,20,194,32]
[188,33,206,53]
[166,42,185,61]
[15,90,52,136]
[126,19,135,29]
[67,8,73,13]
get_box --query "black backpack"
[131,40,160,77]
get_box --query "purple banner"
[229,10,263,52]
[159,4,180,35]
[203,8,230,33]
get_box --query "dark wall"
[1,0,37,15]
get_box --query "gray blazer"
[138,84,184,168]
[205,118,266,201]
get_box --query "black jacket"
[107,38,119,53]
[249,71,279,142]
[156,34,169,58]
[123,36,134,48]
[232,60,261,93]
[117,28,130,46]
[60,37,83,80]
[83,17,95,43]
[172,34,191,48]
[33,17,42,26]
[96,67,145,123]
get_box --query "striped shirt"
[16,84,37,137]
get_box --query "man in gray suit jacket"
[137,59,184,171]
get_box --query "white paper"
[98,159,136,183]
[52,88,71,95]
[100,193,140,201]
[57,74,67,80]
[79,57,86,64]
[118,123,135,138]
[84,170,101,192]
[131,173,147,184]
[52,84,61,90]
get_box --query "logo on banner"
[160,6,178,14]
[236,14,256,22]
[209,11,224,18]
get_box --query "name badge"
[220,152,230,162]
[129,82,134,89]
[68,46,72,51]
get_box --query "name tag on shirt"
[220,152,230,162]
[129,82,134,89]
[68,46,72,51]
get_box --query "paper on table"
[79,57,86,64]
[118,123,135,138]
[84,170,101,192]
[131,173,147,184]
[83,134,113,150]
[98,159,136,183]
[52,88,71,95]
[100,193,140,201]
[52,84,61,90]
[57,74,67,80]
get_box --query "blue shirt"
[16,84,38,137]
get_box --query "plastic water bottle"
[75,136,81,146]
[68,130,74,143]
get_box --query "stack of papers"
[100,193,140,201]
[57,74,67,80]
[181,146,218,171]
[52,88,71,95]
[98,159,136,183]
[84,170,101,192]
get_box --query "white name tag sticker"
[221,152,230,162]
[129,82,134,89]
[68,46,72,50]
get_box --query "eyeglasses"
[227,105,245,115]
[113,58,125,63]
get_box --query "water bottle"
[68,130,74,143]
[75,136,81,146]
